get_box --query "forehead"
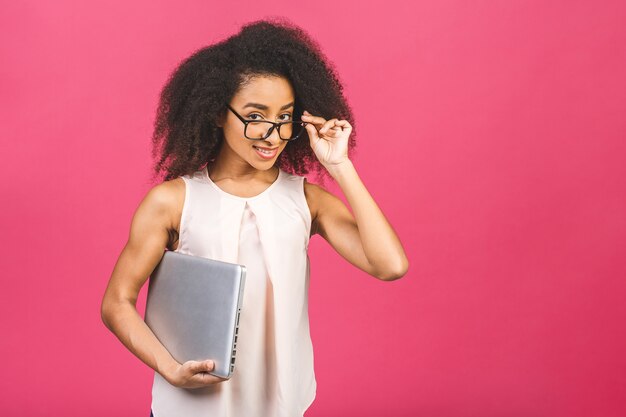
[233,75,295,106]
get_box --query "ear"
[215,109,226,128]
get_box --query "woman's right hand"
[166,359,227,388]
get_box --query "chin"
[247,158,276,170]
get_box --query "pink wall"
[1,1,625,416]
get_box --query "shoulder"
[303,177,325,205]
[145,177,185,208]
[140,177,186,230]
[303,177,337,236]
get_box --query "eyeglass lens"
[246,121,305,140]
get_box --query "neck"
[207,147,277,183]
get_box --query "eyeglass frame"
[225,104,309,141]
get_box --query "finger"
[188,360,214,373]
[192,372,226,384]
[305,122,325,154]
[320,119,339,134]
[334,120,352,130]
[301,111,327,126]
[305,122,319,142]
[326,126,341,136]
[302,116,326,127]
[326,119,347,131]
[330,123,344,131]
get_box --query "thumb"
[305,123,319,147]
[189,359,214,373]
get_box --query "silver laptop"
[144,250,246,379]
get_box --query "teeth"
[254,146,274,155]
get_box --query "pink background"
[1,1,625,416]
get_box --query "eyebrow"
[242,101,294,111]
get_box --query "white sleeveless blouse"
[150,166,317,417]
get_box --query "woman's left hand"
[302,110,352,168]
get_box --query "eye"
[246,113,292,121]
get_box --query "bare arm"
[308,161,409,281]
[100,180,224,388]
[302,111,409,281]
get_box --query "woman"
[101,18,408,417]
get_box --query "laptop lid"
[144,250,246,379]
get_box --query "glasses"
[226,104,309,141]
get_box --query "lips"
[253,145,278,159]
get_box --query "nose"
[262,125,282,147]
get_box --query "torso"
[163,170,318,252]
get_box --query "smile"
[253,145,278,159]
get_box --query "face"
[217,74,296,171]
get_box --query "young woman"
[101,18,408,417]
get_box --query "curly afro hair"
[150,17,358,186]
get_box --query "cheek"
[221,131,248,155]
[223,121,244,140]
[223,121,245,139]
